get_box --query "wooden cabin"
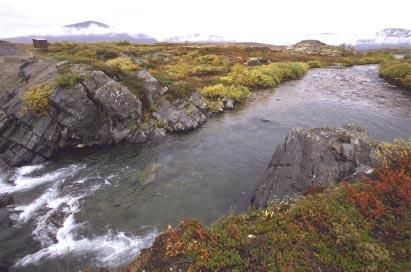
[32,39,48,49]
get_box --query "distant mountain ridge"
[377,28,411,38]
[3,33,157,44]
[1,20,157,44]
[63,21,110,29]
[164,33,233,43]
[354,28,411,50]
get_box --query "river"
[1,65,410,271]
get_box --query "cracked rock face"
[252,125,382,207]
[0,60,142,166]
[152,92,208,132]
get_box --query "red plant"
[345,146,411,218]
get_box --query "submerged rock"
[0,194,13,208]
[139,162,161,186]
[222,97,234,110]
[253,125,382,207]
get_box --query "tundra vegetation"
[379,60,411,90]
[29,42,407,113]
[124,140,411,272]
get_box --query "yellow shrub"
[201,84,250,102]
[163,61,190,80]
[74,49,97,60]
[379,61,411,90]
[22,84,53,116]
[221,62,308,89]
[307,60,323,68]
[106,57,139,72]
[189,65,228,76]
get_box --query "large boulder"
[253,125,382,207]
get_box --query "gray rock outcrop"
[152,92,208,132]
[0,59,210,166]
[253,125,382,207]
[0,60,143,166]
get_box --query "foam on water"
[13,164,46,178]
[11,169,154,269]
[14,182,63,223]
[0,164,85,194]
[16,212,157,267]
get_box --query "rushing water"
[0,65,410,271]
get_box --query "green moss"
[21,84,53,116]
[55,72,83,88]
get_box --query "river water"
[0,65,410,271]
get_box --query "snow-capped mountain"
[164,33,233,43]
[354,28,411,50]
[2,21,157,44]
[63,21,110,30]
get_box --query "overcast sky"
[1,0,410,44]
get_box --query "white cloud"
[0,0,410,44]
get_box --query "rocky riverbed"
[0,64,410,271]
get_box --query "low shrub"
[91,60,123,79]
[221,62,309,89]
[307,60,323,68]
[189,65,228,76]
[162,61,190,81]
[73,49,97,61]
[115,40,131,46]
[342,52,393,66]
[21,84,53,116]
[201,84,250,102]
[152,72,173,87]
[168,81,195,98]
[379,61,411,90]
[106,57,139,72]
[95,48,119,60]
